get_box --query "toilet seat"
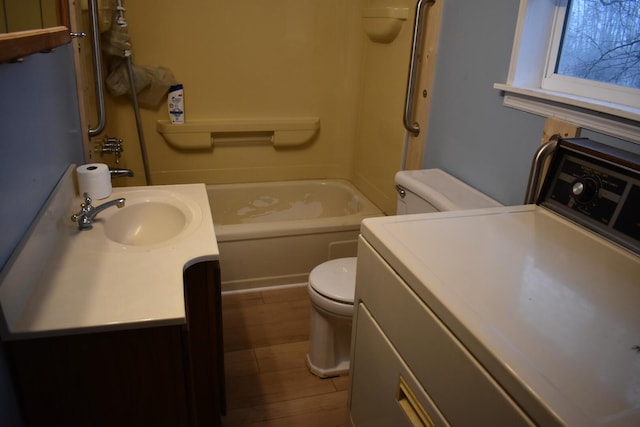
[309,257,357,304]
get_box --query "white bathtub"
[207,179,383,291]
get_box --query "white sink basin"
[104,201,188,246]
[94,189,201,248]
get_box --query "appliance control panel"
[539,138,640,255]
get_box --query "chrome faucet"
[71,192,126,230]
[96,137,124,164]
[109,168,134,178]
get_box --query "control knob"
[571,176,599,203]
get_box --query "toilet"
[306,169,502,378]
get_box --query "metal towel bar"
[403,0,435,136]
[87,0,106,138]
[524,135,560,204]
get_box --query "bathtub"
[206,179,383,291]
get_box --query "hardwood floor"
[221,285,350,426]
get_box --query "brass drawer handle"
[397,376,436,427]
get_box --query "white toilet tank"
[395,169,501,214]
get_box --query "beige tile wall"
[94,0,417,214]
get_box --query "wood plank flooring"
[221,285,349,427]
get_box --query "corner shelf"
[362,7,410,43]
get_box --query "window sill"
[494,83,640,143]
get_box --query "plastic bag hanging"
[101,5,178,108]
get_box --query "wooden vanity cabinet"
[6,260,225,427]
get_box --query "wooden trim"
[0,26,71,63]
[57,0,71,29]
[405,0,444,169]
[541,117,580,145]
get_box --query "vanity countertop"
[0,166,219,340]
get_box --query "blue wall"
[0,43,84,427]
[423,0,640,205]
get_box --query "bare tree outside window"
[557,0,640,90]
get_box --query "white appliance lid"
[360,205,640,427]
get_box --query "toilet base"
[306,353,349,378]
[306,257,357,379]
[306,301,352,378]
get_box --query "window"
[543,0,640,109]
[494,0,640,143]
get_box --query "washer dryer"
[349,138,640,427]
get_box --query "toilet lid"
[309,257,357,304]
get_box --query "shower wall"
[97,0,417,214]
[351,0,416,214]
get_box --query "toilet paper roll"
[77,163,112,199]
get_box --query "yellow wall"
[95,0,417,214]
[352,0,416,214]
[4,0,59,32]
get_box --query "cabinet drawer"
[354,238,534,426]
[350,305,449,427]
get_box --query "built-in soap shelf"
[362,7,410,43]
[156,117,320,150]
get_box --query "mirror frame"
[0,0,70,63]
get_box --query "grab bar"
[524,135,560,204]
[403,0,435,136]
[87,0,106,138]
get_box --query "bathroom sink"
[104,201,188,246]
[0,167,218,339]
[97,189,201,247]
